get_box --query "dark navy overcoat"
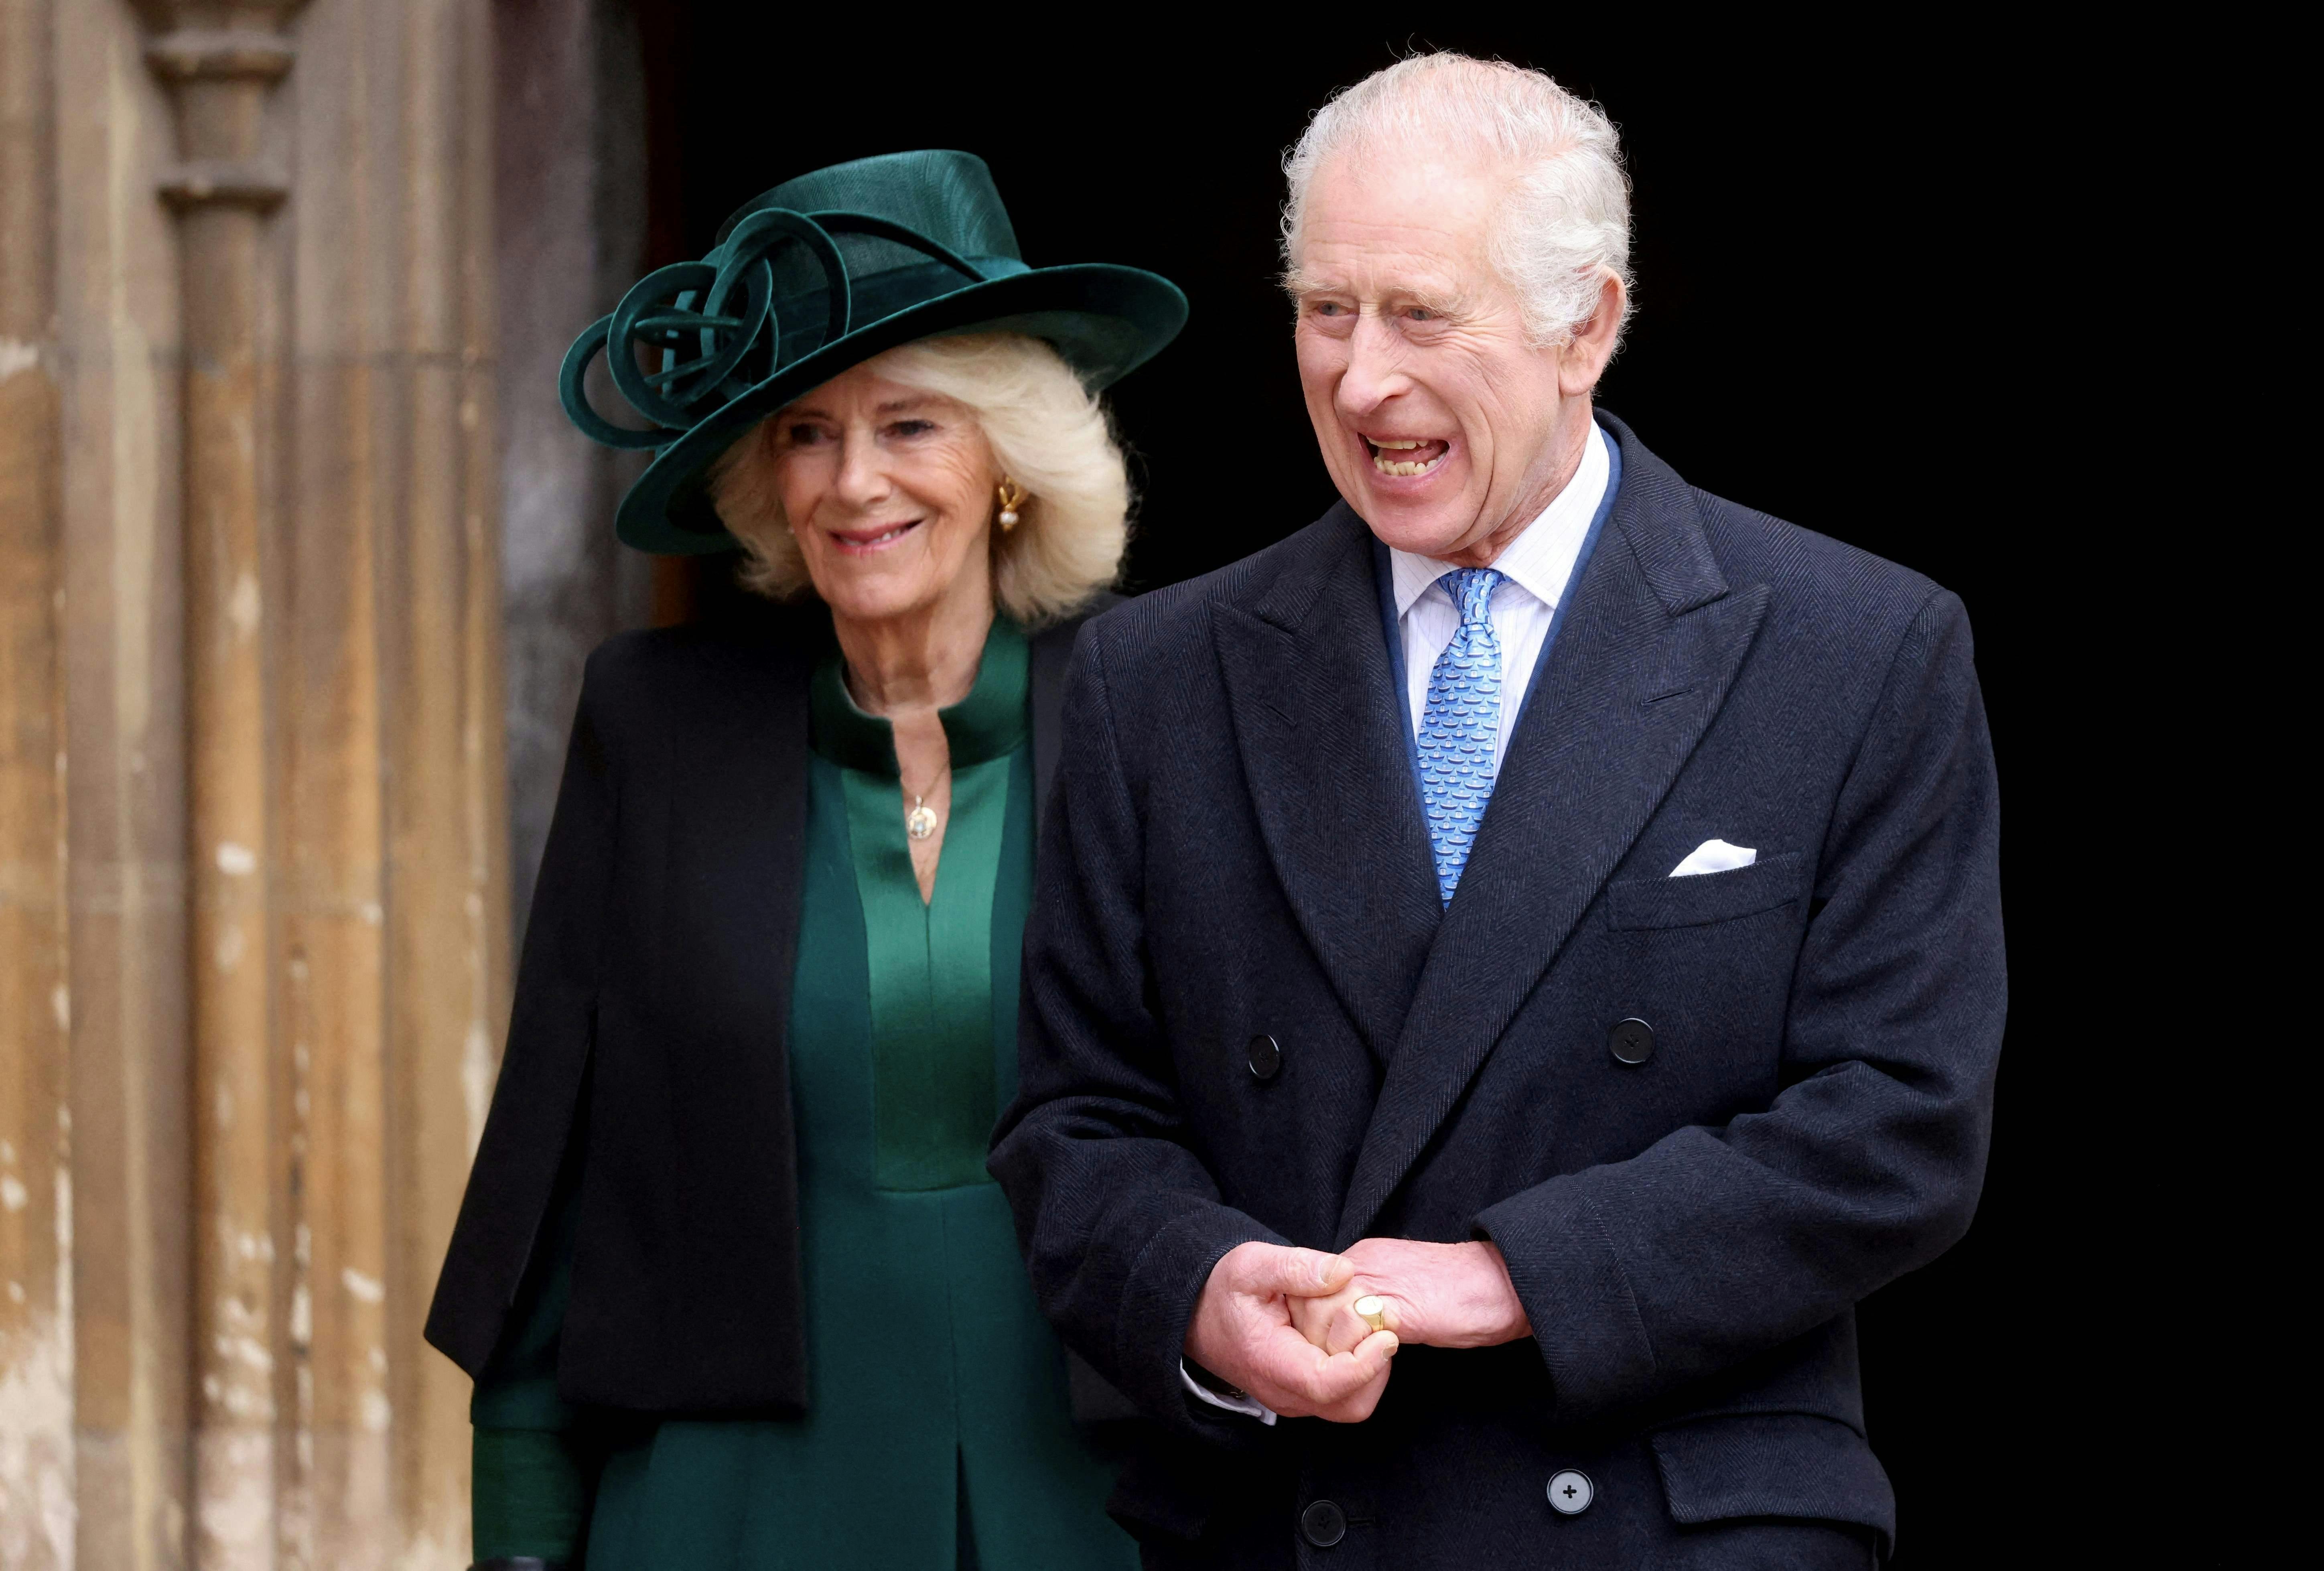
[989,414,2005,1567]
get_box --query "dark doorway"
[632,15,2101,1564]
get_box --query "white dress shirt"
[1172,426,1612,1428]
[1387,420,1612,774]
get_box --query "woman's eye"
[786,424,827,445]
[888,419,936,438]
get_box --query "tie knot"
[1439,567,1503,625]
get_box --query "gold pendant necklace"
[906,795,938,840]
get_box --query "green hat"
[560,149,1189,554]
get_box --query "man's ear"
[1557,270,1628,396]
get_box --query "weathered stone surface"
[3,2,512,1565]
[3,0,76,1561]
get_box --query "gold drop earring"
[996,477,1028,532]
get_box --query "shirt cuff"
[1179,1360,1278,1425]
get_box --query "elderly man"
[990,53,2002,1569]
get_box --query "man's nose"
[1336,313,1407,415]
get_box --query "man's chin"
[1356,497,1481,562]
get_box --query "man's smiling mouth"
[1364,436,1451,477]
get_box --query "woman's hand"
[1287,1238,1532,1355]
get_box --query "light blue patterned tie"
[1417,567,1505,903]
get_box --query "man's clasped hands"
[1183,1238,1534,1423]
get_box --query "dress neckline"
[809,613,1029,776]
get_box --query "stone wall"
[1,2,511,1565]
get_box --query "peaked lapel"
[1336,432,1771,1244]
[1213,508,1443,1062]
[1029,595,1118,835]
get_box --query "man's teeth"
[1370,440,1445,478]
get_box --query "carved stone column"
[51,1,199,1563]
[271,4,513,1559]
[140,6,302,1565]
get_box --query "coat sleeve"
[424,643,625,1378]
[989,623,1288,1441]
[467,1124,597,1562]
[1474,589,2006,1422]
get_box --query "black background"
[633,13,2162,1563]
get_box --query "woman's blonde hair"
[707,331,1131,626]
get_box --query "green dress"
[470,617,1138,1571]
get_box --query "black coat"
[988,415,2005,1564]
[425,603,1106,1413]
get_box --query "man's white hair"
[1282,53,1634,351]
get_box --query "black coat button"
[1247,1034,1283,1081]
[1300,1499,1348,1547]
[1609,1018,1654,1064]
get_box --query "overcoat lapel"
[1030,597,1115,834]
[1214,509,1443,1062]
[1335,455,1770,1244]
[656,629,814,1039]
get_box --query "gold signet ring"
[1354,1295,1388,1333]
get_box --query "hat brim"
[613,263,1187,555]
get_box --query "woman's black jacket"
[424,601,1110,1417]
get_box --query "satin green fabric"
[471,618,1134,1570]
[815,626,1022,1191]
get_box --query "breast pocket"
[1604,850,1810,930]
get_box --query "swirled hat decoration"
[560,150,1188,554]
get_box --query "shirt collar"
[1387,420,1612,617]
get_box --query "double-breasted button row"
[1298,1476,1590,1539]
[1254,1023,1655,1074]
[1303,1484,1602,1545]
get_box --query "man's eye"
[1312,300,1347,317]
[1405,307,1437,321]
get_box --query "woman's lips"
[828,519,923,555]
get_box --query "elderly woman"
[425,152,1183,1570]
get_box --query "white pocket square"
[1670,838,1756,877]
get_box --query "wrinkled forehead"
[1291,147,1510,294]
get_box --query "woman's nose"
[832,428,891,504]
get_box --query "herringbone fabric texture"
[1417,567,1505,902]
